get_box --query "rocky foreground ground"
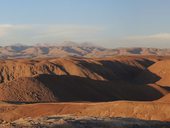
[0,115,170,128]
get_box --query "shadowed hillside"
[0,74,164,102]
[0,56,155,83]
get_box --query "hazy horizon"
[0,0,170,48]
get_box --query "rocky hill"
[0,56,169,102]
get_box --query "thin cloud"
[0,24,105,45]
[0,24,13,37]
[115,33,170,48]
[127,33,170,41]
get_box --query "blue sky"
[0,0,170,48]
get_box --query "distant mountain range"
[1,43,170,59]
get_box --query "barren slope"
[157,93,170,102]
[148,60,170,86]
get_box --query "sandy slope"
[0,101,170,122]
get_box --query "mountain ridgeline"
[1,44,170,59]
